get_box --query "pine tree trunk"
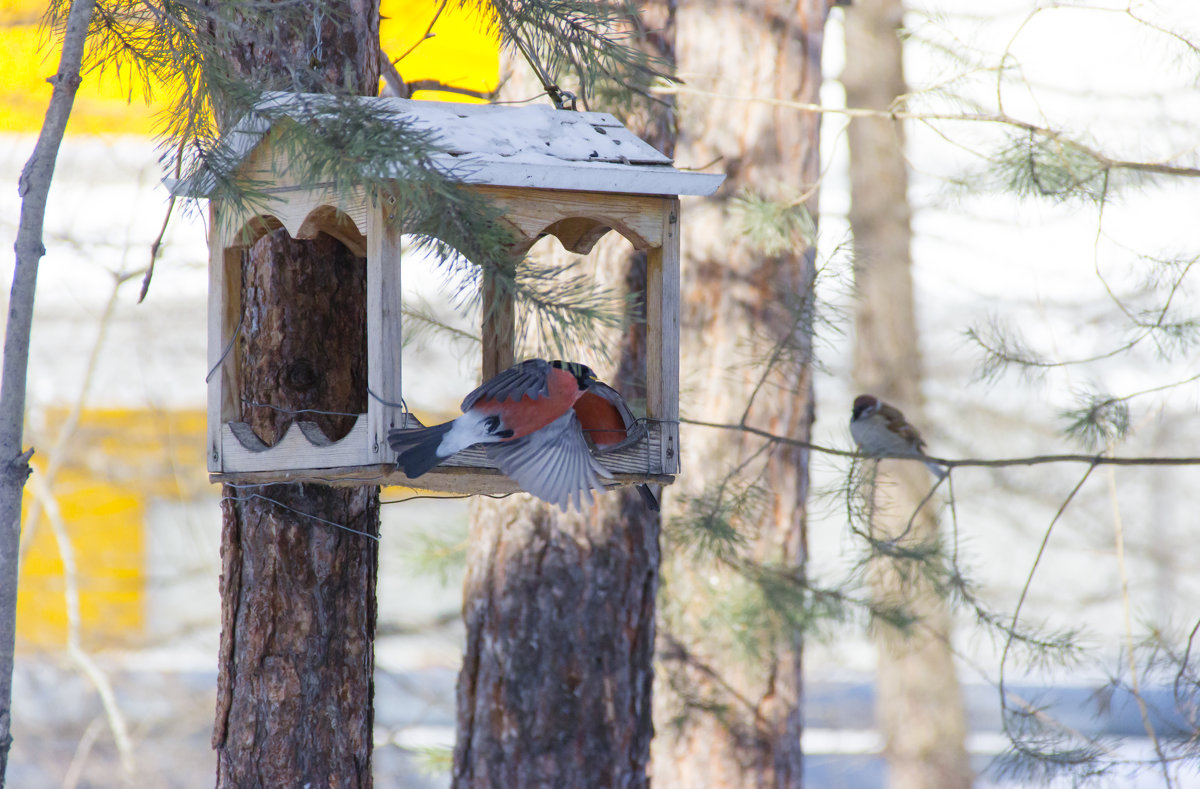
[214,231,379,787]
[651,1,829,785]
[450,6,674,786]
[843,1,973,786]
[205,3,382,786]
[453,494,660,788]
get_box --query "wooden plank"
[645,199,681,475]
[207,203,243,473]
[448,158,723,199]
[213,465,674,494]
[366,194,405,462]
[220,415,373,473]
[481,263,516,380]
[469,185,667,252]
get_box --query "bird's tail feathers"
[636,483,660,512]
[924,459,948,480]
[389,423,454,479]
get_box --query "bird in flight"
[389,358,639,510]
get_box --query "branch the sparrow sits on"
[850,394,947,479]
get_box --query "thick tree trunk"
[214,231,379,787]
[843,1,973,787]
[652,1,829,786]
[453,495,660,788]
[206,3,382,785]
[451,6,673,786]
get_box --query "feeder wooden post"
[646,199,681,475]
[481,262,516,380]
[366,192,405,461]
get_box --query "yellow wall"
[17,409,209,650]
[0,0,499,135]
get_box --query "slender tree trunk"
[0,0,97,780]
[451,6,673,786]
[204,3,382,786]
[652,1,829,785]
[843,1,973,787]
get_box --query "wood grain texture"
[221,177,369,256]
[366,194,404,462]
[646,199,681,475]
[480,264,516,381]
[207,210,243,472]
[213,466,674,494]
[214,417,674,490]
[469,185,667,253]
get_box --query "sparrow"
[573,380,660,512]
[388,358,614,510]
[849,394,947,479]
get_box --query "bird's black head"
[550,360,598,389]
[851,394,878,422]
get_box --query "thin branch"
[650,84,1200,178]
[139,140,184,302]
[20,268,140,566]
[1,0,97,773]
[28,474,136,784]
[681,417,1200,467]
[390,0,448,65]
[1107,452,1173,787]
[999,463,1098,743]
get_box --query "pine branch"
[681,417,1200,468]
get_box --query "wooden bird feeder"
[180,93,723,494]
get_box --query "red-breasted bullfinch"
[849,394,947,479]
[388,358,614,510]
[573,381,660,511]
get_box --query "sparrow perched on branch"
[849,394,947,479]
[573,380,660,512]
[388,358,616,511]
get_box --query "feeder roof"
[172,92,724,198]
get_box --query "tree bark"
[205,3,382,786]
[451,5,673,786]
[0,0,96,780]
[652,1,829,785]
[843,1,973,787]
[453,495,660,788]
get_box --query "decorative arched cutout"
[229,214,285,249]
[297,205,368,257]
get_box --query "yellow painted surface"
[16,409,209,650]
[0,1,499,135]
[383,0,499,103]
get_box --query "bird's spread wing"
[461,359,552,411]
[487,409,614,511]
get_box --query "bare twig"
[999,464,1098,738]
[20,269,140,566]
[1107,452,1173,787]
[28,474,136,784]
[650,84,1200,178]
[390,0,448,65]
[139,141,184,303]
